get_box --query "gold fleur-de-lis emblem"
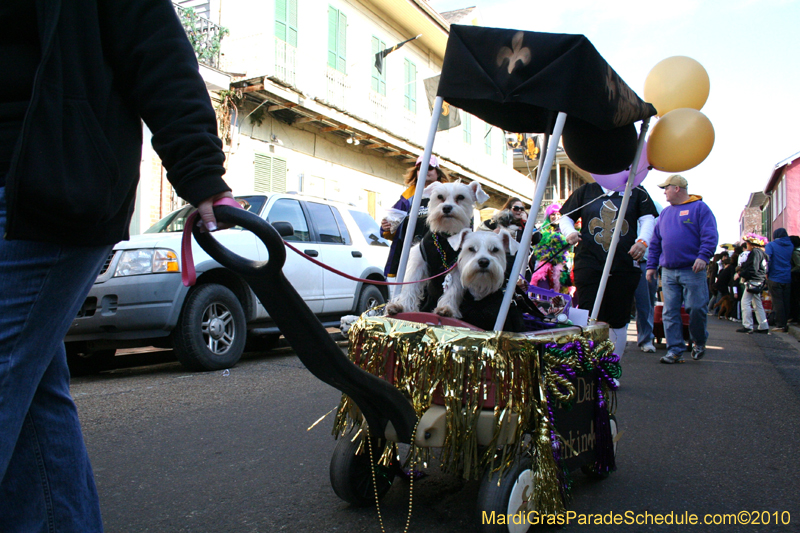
[497,32,531,74]
[588,200,629,252]
[442,102,451,117]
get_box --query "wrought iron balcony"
[173,3,228,70]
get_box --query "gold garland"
[332,315,609,516]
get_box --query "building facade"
[133,0,541,233]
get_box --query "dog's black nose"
[442,205,452,214]
[478,258,490,269]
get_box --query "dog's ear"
[498,229,519,256]
[448,228,471,251]
[469,181,490,206]
[422,181,439,199]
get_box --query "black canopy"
[437,25,656,134]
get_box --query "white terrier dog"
[436,228,525,331]
[385,180,489,315]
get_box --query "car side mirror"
[272,221,294,238]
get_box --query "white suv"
[65,193,389,373]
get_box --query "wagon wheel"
[329,431,397,506]
[477,455,535,533]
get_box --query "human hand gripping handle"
[566,231,581,246]
[181,194,241,287]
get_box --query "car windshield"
[145,196,267,233]
[348,209,389,246]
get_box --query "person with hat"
[734,233,770,333]
[646,175,719,364]
[381,155,451,279]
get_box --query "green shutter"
[287,0,298,47]
[327,7,337,69]
[404,59,416,113]
[275,0,287,43]
[463,114,471,144]
[337,11,347,74]
[371,37,379,93]
[254,154,288,193]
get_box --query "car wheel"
[173,284,246,371]
[66,345,116,376]
[477,455,534,533]
[355,285,385,315]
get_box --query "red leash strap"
[282,240,456,285]
[181,199,455,287]
[181,197,243,287]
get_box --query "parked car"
[65,193,390,373]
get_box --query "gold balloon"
[644,56,710,116]
[647,108,715,172]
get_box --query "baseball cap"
[415,154,440,168]
[657,174,688,189]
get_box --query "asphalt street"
[73,317,800,533]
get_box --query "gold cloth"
[333,316,608,515]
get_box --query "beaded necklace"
[432,233,455,270]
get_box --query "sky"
[428,0,800,246]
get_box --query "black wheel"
[329,431,397,506]
[355,285,385,315]
[477,455,535,533]
[172,284,246,371]
[66,345,116,376]
[581,414,618,479]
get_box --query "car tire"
[66,345,116,376]
[477,454,534,533]
[355,285,385,315]
[173,283,246,371]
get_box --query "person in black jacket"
[0,1,233,530]
[734,234,770,334]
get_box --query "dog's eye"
[456,195,465,202]
[437,194,444,201]
[490,247,500,254]
[468,246,477,252]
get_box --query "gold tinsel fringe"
[332,315,608,515]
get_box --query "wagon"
[190,23,656,533]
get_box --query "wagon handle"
[192,205,418,443]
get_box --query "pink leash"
[182,197,243,286]
[181,198,455,287]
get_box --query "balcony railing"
[326,66,348,110]
[174,3,227,70]
[368,91,389,128]
[274,38,297,87]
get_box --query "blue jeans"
[634,262,657,346]
[0,187,112,532]
[661,267,709,354]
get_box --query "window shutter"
[275,0,287,43]
[337,11,347,74]
[404,59,416,113]
[371,37,379,93]
[327,7,337,69]
[254,154,287,193]
[287,0,298,47]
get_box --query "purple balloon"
[591,142,651,192]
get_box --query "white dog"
[436,228,524,331]
[385,180,489,315]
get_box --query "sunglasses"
[511,206,526,212]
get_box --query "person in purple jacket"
[646,175,719,364]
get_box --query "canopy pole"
[394,96,443,284]
[589,117,652,322]
[493,112,567,331]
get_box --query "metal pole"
[493,112,567,331]
[394,96,443,284]
[589,117,652,321]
